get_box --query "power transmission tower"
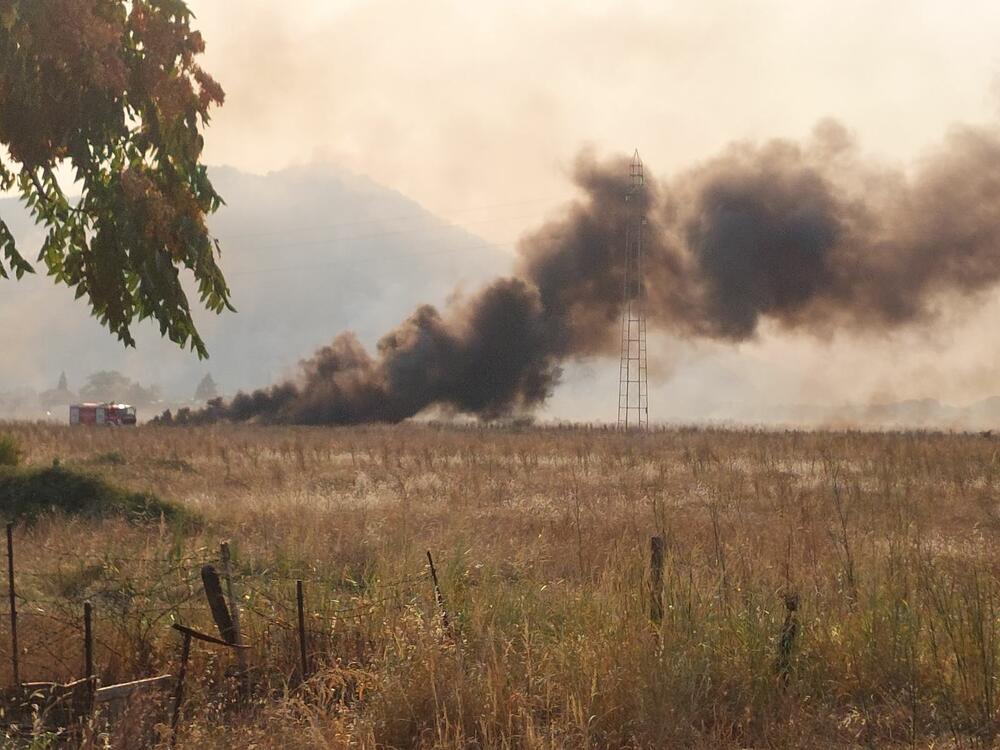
[617,150,648,429]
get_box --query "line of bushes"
[0,433,21,467]
[0,464,189,524]
[0,432,190,523]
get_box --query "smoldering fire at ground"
[160,118,1000,426]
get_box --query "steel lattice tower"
[617,150,648,429]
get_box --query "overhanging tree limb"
[0,0,232,358]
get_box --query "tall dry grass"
[2,422,1000,747]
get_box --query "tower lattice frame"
[617,151,648,429]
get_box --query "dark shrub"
[0,465,192,524]
[0,434,21,467]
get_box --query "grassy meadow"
[2,421,1000,748]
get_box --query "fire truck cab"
[69,403,137,426]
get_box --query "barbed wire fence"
[0,522,450,744]
[0,524,791,747]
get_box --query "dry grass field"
[2,422,1000,748]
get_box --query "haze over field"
[6,0,1000,425]
[13,6,1000,747]
[0,166,509,400]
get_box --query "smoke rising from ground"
[166,120,1000,425]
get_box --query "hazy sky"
[7,0,1000,420]
[181,0,1000,414]
[190,0,1000,241]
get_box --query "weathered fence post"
[650,535,665,626]
[201,562,247,694]
[296,580,308,680]
[776,591,799,686]
[169,623,250,747]
[426,550,451,634]
[6,522,18,688]
[200,565,236,643]
[220,542,249,695]
[83,601,94,710]
[169,630,192,749]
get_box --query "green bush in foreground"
[0,434,21,466]
[0,465,190,524]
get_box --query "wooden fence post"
[83,601,94,710]
[200,565,236,643]
[169,630,192,749]
[296,580,308,680]
[6,523,18,688]
[169,621,251,745]
[219,542,249,695]
[776,591,800,686]
[650,535,665,626]
[426,550,451,635]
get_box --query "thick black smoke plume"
[162,120,1000,425]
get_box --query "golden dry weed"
[2,422,1000,748]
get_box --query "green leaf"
[0,0,230,356]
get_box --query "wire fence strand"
[1,537,435,691]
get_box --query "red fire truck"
[69,403,137,426]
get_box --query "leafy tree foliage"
[80,369,160,407]
[39,369,75,409]
[194,372,218,401]
[0,0,231,357]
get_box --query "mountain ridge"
[0,163,512,402]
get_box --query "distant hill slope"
[0,164,511,402]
